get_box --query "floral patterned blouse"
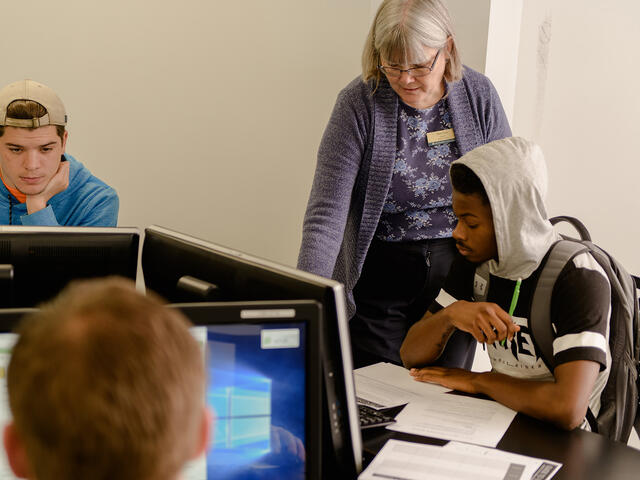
[375,97,461,241]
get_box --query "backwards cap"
[0,79,67,128]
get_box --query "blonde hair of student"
[6,278,206,480]
[362,0,462,86]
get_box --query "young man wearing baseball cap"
[0,79,118,226]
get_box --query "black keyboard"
[358,404,397,429]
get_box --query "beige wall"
[3,1,636,276]
[2,0,372,266]
[2,1,493,267]
[444,0,491,74]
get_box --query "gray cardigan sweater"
[298,67,511,317]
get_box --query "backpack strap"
[633,275,640,436]
[530,240,589,372]
[531,240,600,431]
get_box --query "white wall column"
[484,0,524,126]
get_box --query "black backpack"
[530,216,640,442]
[474,216,639,441]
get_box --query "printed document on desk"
[387,393,517,447]
[443,442,562,479]
[359,439,561,480]
[354,362,450,409]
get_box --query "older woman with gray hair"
[298,0,511,368]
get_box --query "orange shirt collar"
[0,169,27,203]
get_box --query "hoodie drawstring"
[8,194,13,225]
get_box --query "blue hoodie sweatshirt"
[0,153,118,226]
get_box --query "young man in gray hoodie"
[400,137,610,431]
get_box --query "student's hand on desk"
[409,366,479,394]
[446,300,520,344]
[26,161,70,214]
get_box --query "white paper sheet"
[354,362,450,409]
[443,442,562,479]
[358,439,561,480]
[386,393,517,447]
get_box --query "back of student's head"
[5,277,206,480]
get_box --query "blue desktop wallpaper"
[205,323,307,480]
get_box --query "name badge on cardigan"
[426,128,456,146]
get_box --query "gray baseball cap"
[0,79,67,128]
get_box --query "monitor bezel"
[142,225,363,475]
[0,226,141,308]
[0,226,140,235]
[171,299,323,480]
[0,308,38,332]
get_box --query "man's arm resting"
[400,310,455,368]
[411,360,599,431]
[400,300,520,369]
[20,206,59,226]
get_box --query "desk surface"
[362,412,640,480]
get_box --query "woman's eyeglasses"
[378,49,441,78]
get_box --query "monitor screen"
[0,226,140,308]
[0,301,322,480]
[142,225,363,477]
[174,301,322,480]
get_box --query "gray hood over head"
[452,137,560,280]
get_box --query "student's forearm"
[401,300,520,369]
[412,361,599,431]
[400,310,455,368]
[471,368,592,430]
[20,205,60,226]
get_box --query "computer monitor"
[142,225,362,477]
[0,302,322,480]
[173,300,322,480]
[0,226,140,308]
